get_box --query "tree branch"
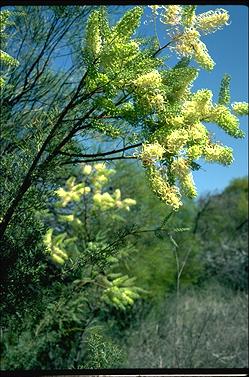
[58,142,142,159]
[152,34,183,58]
[0,60,96,238]
[61,155,137,165]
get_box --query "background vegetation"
[1,161,248,369]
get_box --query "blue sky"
[139,5,248,196]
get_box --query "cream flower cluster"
[171,157,190,179]
[139,90,245,208]
[93,191,136,211]
[171,28,215,70]
[55,177,90,207]
[43,229,69,265]
[90,163,115,190]
[150,93,165,110]
[180,172,197,198]
[195,9,230,34]
[171,158,197,198]
[101,277,140,310]
[208,105,241,137]
[182,89,213,123]
[148,5,162,15]
[192,40,215,70]
[140,141,165,165]
[93,192,116,210]
[173,28,200,57]
[166,115,185,129]
[232,102,249,116]
[134,70,162,89]
[150,5,230,71]
[163,129,188,154]
[148,5,230,70]
[82,163,137,211]
[148,167,182,210]
[136,90,165,113]
[140,6,247,209]
[187,145,203,160]
[188,122,209,143]
[82,164,92,175]
[163,5,182,25]
[45,163,137,265]
[203,144,234,165]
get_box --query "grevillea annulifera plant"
[83,5,248,210]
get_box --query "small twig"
[58,142,142,159]
[61,155,137,165]
[152,34,183,58]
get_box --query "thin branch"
[9,16,59,104]
[152,40,173,58]
[0,59,96,237]
[192,196,211,234]
[61,155,137,165]
[152,33,183,58]
[178,248,193,279]
[58,142,142,159]
[44,107,96,164]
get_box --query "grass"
[121,281,248,368]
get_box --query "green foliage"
[42,163,142,313]
[218,74,231,106]
[181,6,197,27]
[0,10,19,87]
[79,327,125,368]
[1,164,142,369]
[0,228,48,320]
[196,177,248,291]
[2,286,90,369]
[112,6,143,40]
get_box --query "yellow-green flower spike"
[162,5,182,25]
[140,142,165,165]
[147,167,182,210]
[195,9,229,35]
[232,102,249,116]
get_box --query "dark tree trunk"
[0,176,32,240]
